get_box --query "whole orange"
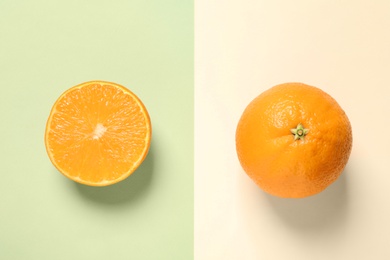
[235,83,352,198]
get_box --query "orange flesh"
[45,81,151,186]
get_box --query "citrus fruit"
[45,80,152,186]
[235,82,352,198]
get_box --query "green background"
[0,1,193,259]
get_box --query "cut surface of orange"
[45,81,151,186]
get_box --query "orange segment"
[45,81,151,186]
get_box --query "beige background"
[195,1,390,259]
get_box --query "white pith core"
[92,123,107,140]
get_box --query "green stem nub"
[290,123,309,141]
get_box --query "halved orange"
[45,81,152,186]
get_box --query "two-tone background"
[1,1,390,259]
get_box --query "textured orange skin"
[236,83,352,198]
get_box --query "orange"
[235,82,352,198]
[45,81,151,186]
